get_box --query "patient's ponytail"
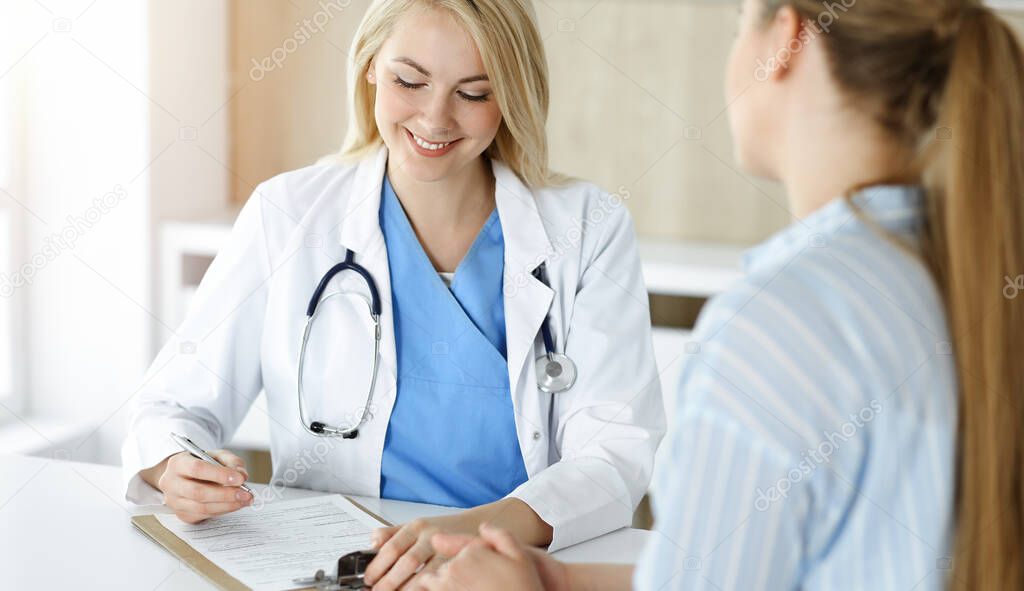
[927,8,1024,589]
[757,1,1024,586]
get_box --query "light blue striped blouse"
[634,186,958,590]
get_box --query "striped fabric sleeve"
[633,273,830,590]
[634,407,809,591]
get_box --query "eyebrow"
[391,57,489,84]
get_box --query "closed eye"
[393,76,425,90]
[457,91,491,103]
[394,75,490,103]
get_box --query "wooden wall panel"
[538,0,789,244]
[227,1,1024,244]
[228,0,367,203]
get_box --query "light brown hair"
[759,0,1024,587]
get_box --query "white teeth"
[411,131,453,151]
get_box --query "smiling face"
[368,6,503,183]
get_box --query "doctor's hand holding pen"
[138,447,254,524]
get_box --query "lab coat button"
[532,431,542,441]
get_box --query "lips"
[410,130,455,150]
[404,128,462,158]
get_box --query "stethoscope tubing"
[298,252,575,438]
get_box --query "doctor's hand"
[151,449,253,524]
[412,524,564,591]
[363,513,480,590]
[363,497,553,590]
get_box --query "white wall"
[0,7,20,414]
[0,0,33,425]
[4,0,151,464]
[0,1,233,465]
[0,208,12,406]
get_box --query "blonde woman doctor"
[121,0,663,588]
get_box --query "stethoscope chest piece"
[531,263,577,395]
[536,352,577,394]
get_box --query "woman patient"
[416,0,1024,589]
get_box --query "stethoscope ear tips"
[536,353,577,394]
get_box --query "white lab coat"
[121,146,665,551]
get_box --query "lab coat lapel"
[336,147,398,386]
[493,161,554,397]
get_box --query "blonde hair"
[325,0,560,188]
[759,1,1024,587]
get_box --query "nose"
[420,91,455,139]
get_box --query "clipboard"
[131,496,391,591]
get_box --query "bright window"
[0,206,11,406]
[0,2,20,412]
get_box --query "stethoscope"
[297,251,577,438]
[530,264,578,395]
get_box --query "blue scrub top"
[378,174,529,508]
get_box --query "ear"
[766,5,807,82]
[366,60,377,85]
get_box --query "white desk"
[0,453,649,590]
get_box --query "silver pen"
[170,432,254,495]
